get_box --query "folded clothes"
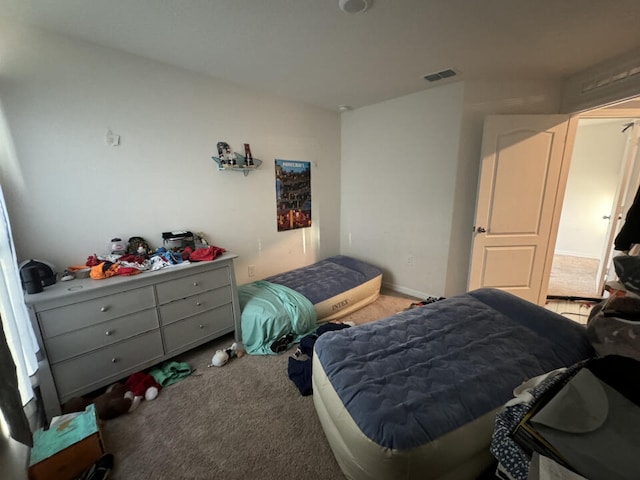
[116,267,140,276]
[90,261,119,279]
[149,361,192,387]
[189,246,226,262]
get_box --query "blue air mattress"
[239,256,383,355]
[312,288,595,480]
[264,255,382,306]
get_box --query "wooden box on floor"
[28,404,105,480]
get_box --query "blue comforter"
[314,288,595,450]
[265,255,381,305]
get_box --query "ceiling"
[2,0,640,111]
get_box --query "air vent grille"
[561,47,640,113]
[423,69,457,83]
[580,63,640,93]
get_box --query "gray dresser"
[24,253,240,420]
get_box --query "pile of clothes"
[588,254,640,362]
[489,253,640,480]
[287,323,351,396]
[83,236,226,280]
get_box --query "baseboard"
[381,281,433,300]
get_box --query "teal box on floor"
[28,404,105,480]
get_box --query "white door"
[468,115,573,305]
[596,121,640,293]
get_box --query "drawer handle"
[111,357,118,363]
[100,306,109,312]
[193,282,198,287]
[199,324,204,329]
[196,301,202,307]
[105,330,112,336]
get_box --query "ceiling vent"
[339,0,370,14]
[423,69,457,83]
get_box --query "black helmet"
[19,259,57,288]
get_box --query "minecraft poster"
[275,160,311,231]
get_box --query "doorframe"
[538,115,581,304]
[543,103,640,301]
[578,108,640,119]
[595,121,640,294]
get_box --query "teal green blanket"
[239,280,317,355]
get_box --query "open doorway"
[548,115,640,298]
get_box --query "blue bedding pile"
[314,288,595,450]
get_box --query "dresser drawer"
[158,286,231,326]
[51,330,164,401]
[155,267,229,304]
[163,303,234,354]
[39,286,156,338]
[45,308,159,364]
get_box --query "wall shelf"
[212,153,262,176]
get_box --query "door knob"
[603,215,611,220]
[475,226,487,233]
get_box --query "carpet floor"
[102,292,418,480]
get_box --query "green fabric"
[149,361,192,387]
[30,404,98,465]
[239,280,317,355]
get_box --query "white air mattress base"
[312,353,497,480]
[314,274,382,323]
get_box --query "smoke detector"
[339,0,371,14]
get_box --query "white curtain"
[0,182,39,405]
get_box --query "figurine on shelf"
[226,145,236,166]
[216,141,228,165]
[244,143,254,166]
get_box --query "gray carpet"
[103,293,417,479]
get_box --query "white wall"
[340,84,464,298]
[341,80,563,298]
[0,23,566,298]
[555,119,628,258]
[0,24,341,284]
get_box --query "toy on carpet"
[61,383,133,420]
[209,342,244,367]
[61,371,162,420]
[97,383,135,419]
[124,371,161,410]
